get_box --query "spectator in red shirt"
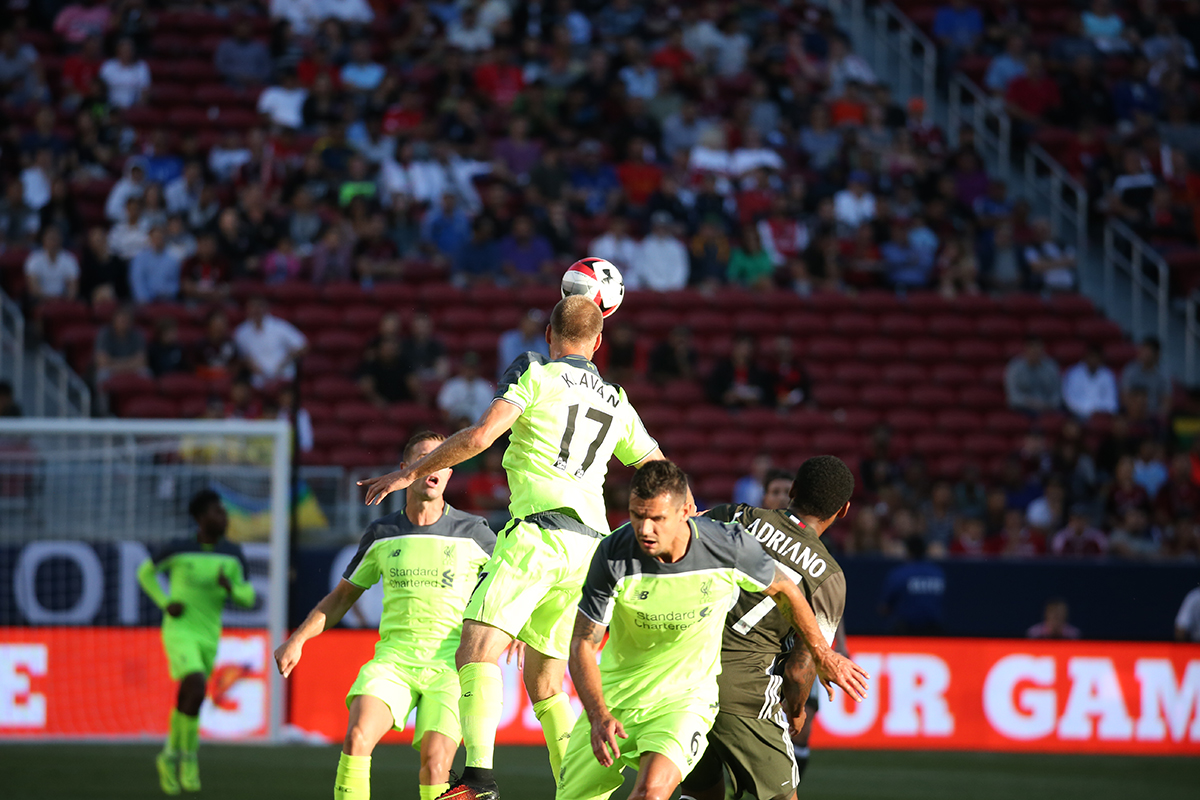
[382,89,427,136]
[998,508,1048,556]
[1052,505,1109,556]
[829,81,869,127]
[615,138,664,211]
[949,516,1002,556]
[60,34,104,107]
[1105,455,1152,527]
[473,47,524,109]
[1026,597,1082,639]
[181,232,230,304]
[1005,53,1061,126]
[651,27,695,81]
[1155,453,1200,526]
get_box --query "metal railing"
[830,0,937,116]
[947,73,1011,177]
[0,288,90,417]
[1023,143,1089,274]
[0,291,25,402]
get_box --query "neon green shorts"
[162,630,217,681]
[346,658,461,750]
[463,519,601,660]
[556,703,714,800]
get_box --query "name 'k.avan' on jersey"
[705,503,846,720]
[495,352,658,536]
[343,504,495,667]
[576,515,777,714]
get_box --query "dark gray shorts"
[680,711,798,800]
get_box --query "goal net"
[0,418,290,742]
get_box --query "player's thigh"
[162,632,213,681]
[464,520,564,643]
[520,531,601,661]
[555,714,629,800]
[346,659,418,734]
[630,752,683,800]
[412,667,462,752]
[706,713,799,800]
[626,707,712,783]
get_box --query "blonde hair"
[551,295,603,347]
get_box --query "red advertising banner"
[3,628,1198,754]
[0,627,270,740]
[288,633,1200,755]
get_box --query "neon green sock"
[164,709,183,755]
[458,662,503,769]
[532,693,575,785]
[335,753,371,800]
[419,784,449,800]
[179,712,200,756]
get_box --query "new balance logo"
[391,549,402,557]
[638,591,649,600]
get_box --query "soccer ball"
[561,257,625,318]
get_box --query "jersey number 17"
[554,404,613,479]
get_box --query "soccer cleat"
[179,754,201,792]
[434,778,500,800]
[155,752,181,796]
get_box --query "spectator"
[733,454,774,506]
[105,161,148,223]
[0,29,40,99]
[263,236,303,284]
[20,149,55,213]
[54,0,112,45]
[258,69,308,129]
[727,225,774,289]
[757,196,808,269]
[1133,440,1168,498]
[446,6,493,52]
[164,161,205,217]
[662,102,708,160]
[164,216,196,264]
[195,311,239,383]
[496,309,550,379]
[1027,598,1081,639]
[881,219,935,289]
[272,386,314,453]
[1081,0,1129,54]
[1121,337,1172,418]
[589,216,640,272]
[357,335,416,406]
[827,35,877,97]
[1022,219,1077,291]
[985,36,1027,95]
[94,304,148,384]
[688,217,732,288]
[933,0,984,63]
[834,171,877,235]
[1057,56,1113,125]
[708,334,768,408]
[493,118,542,184]
[215,18,272,86]
[340,39,385,93]
[1176,587,1200,641]
[921,481,959,554]
[1005,53,1061,128]
[1110,508,1160,558]
[224,378,262,419]
[569,140,621,215]
[498,214,555,285]
[1062,344,1119,420]
[1005,337,1061,414]
[1052,505,1108,556]
[437,352,495,427]
[181,234,229,304]
[99,37,150,109]
[762,336,812,410]
[129,226,181,304]
[453,217,501,286]
[233,297,307,387]
[595,321,648,385]
[879,536,946,635]
[24,227,80,303]
[404,313,449,381]
[421,192,472,258]
[1156,454,1200,526]
[147,318,188,377]
[630,212,689,291]
[80,226,127,303]
[648,325,699,385]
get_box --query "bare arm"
[569,611,626,767]
[781,647,818,736]
[766,568,869,702]
[358,398,522,504]
[273,579,365,677]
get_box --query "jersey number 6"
[554,404,613,478]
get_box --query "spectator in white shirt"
[618,42,658,99]
[108,196,151,261]
[589,216,640,273]
[446,6,493,52]
[834,170,877,234]
[99,37,150,109]
[827,34,877,97]
[1023,219,1076,290]
[437,352,495,427]
[257,69,308,129]
[234,297,308,387]
[1177,587,1200,641]
[1062,344,1119,420]
[630,211,690,291]
[165,161,205,216]
[104,160,147,222]
[729,128,785,177]
[24,227,80,301]
[20,149,55,211]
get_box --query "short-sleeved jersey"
[343,504,495,667]
[706,504,846,719]
[577,516,777,713]
[496,352,658,536]
[150,538,255,644]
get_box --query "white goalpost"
[0,418,291,743]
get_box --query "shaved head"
[551,295,604,349]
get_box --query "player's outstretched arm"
[765,570,869,702]
[274,579,365,678]
[569,611,626,767]
[358,398,522,505]
[135,558,174,612]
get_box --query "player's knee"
[628,786,674,800]
[343,725,377,756]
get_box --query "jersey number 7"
[554,404,613,478]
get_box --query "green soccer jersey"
[496,352,658,536]
[343,504,495,667]
[137,538,256,645]
[577,516,777,713]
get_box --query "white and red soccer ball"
[560,257,625,318]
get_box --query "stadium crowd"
[0,0,1197,562]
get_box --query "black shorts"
[680,711,798,800]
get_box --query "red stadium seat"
[954,340,1002,362]
[122,396,180,419]
[101,373,157,400]
[909,385,957,410]
[314,330,366,355]
[881,363,928,385]
[807,337,855,361]
[936,409,983,433]
[904,339,952,362]
[855,291,902,314]
[387,403,438,428]
[959,386,1007,410]
[335,401,386,425]
[878,314,926,337]
[782,311,828,337]
[926,314,974,338]
[158,373,211,399]
[830,312,875,336]
[313,424,355,450]
[357,424,410,450]
[696,474,738,504]
[661,381,704,405]
[1026,318,1073,340]
[905,292,949,315]
[1000,295,1050,318]
[812,384,856,408]
[839,408,881,432]
[293,304,340,331]
[638,406,676,431]
[710,430,750,452]
[856,338,904,362]
[1049,294,1096,318]
[811,431,861,453]
[1074,318,1124,344]
[930,363,977,385]
[323,283,368,306]
[984,411,1033,436]
[1103,341,1139,368]
[976,315,1024,338]
[329,446,391,468]
[911,432,959,457]
[310,376,359,400]
[757,430,811,457]
[833,363,878,385]
[684,407,730,428]
[342,304,384,331]
[860,385,907,409]
[658,428,708,455]
[963,433,1011,458]
[371,283,417,307]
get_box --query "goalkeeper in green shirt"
[136,489,256,795]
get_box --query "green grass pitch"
[2,744,1197,800]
